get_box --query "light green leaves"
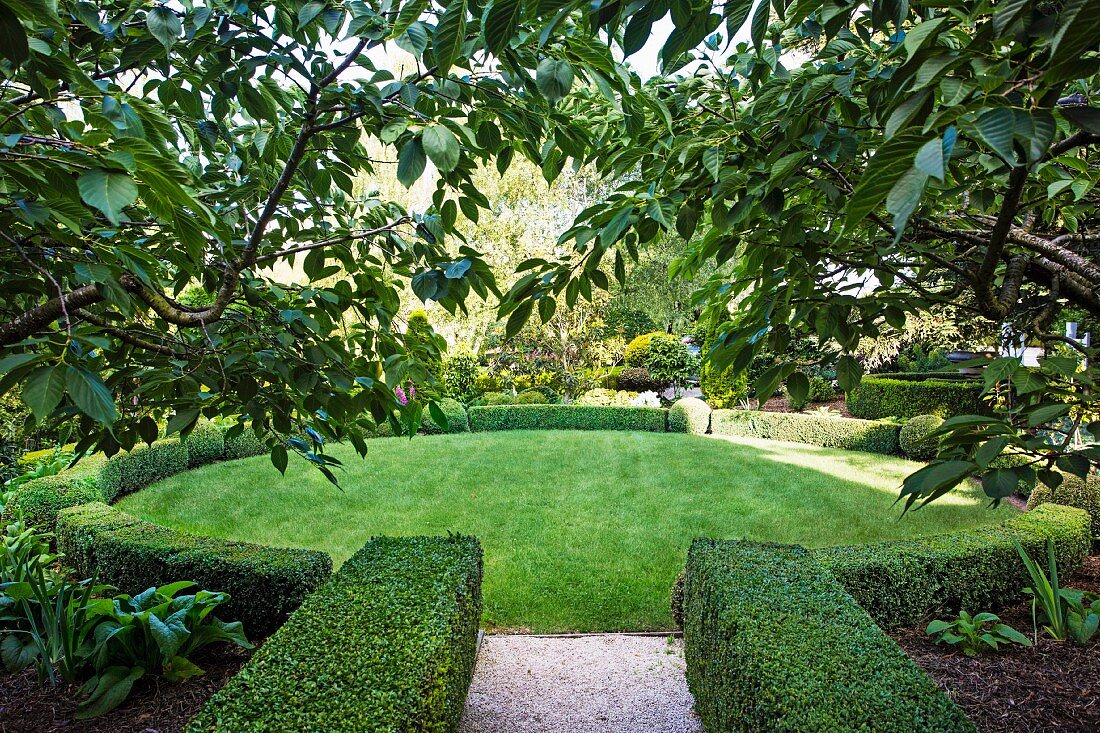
[536,58,574,104]
[433,0,468,76]
[422,126,461,172]
[297,1,326,29]
[843,133,924,231]
[65,366,117,423]
[78,169,138,225]
[147,6,182,49]
[397,138,426,188]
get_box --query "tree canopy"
[2,0,1098,499]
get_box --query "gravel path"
[459,634,702,733]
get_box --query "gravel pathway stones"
[459,634,702,733]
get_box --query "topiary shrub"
[710,409,900,454]
[846,374,987,420]
[1,469,104,532]
[623,331,664,367]
[617,366,665,393]
[184,420,226,468]
[405,309,441,374]
[1027,474,1099,540]
[682,539,974,732]
[97,438,190,503]
[815,504,1091,629]
[479,391,515,406]
[468,405,667,432]
[420,398,470,434]
[223,426,266,460]
[668,397,711,434]
[515,389,552,405]
[186,535,482,733]
[56,502,332,637]
[899,414,944,460]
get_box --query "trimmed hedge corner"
[710,408,899,454]
[683,539,974,732]
[186,535,482,733]
[468,404,667,432]
[668,397,711,435]
[1027,474,1099,541]
[816,503,1092,629]
[97,437,189,503]
[847,374,987,420]
[56,502,332,636]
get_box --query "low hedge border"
[186,535,482,732]
[55,502,332,637]
[468,404,667,432]
[815,503,1092,629]
[710,408,900,454]
[683,538,974,732]
[847,374,988,420]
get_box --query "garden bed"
[890,555,1100,733]
[0,643,252,733]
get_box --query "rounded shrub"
[617,367,665,393]
[668,397,711,435]
[515,389,551,405]
[1027,473,1099,539]
[420,398,469,434]
[899,415,944,460]
[624,331,664,367]
[479,391,515,406]
[184,419,226,468]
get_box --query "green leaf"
[536,58,574,104]
[22,365,66,422]
[483,0,523,58]
[422,125,461,173]
[147,6,182,49]
[166,408,199,436]
[786,371,809,405]
[433,0,468,76]
[505,301,533,338]
[750,0,769,53]
[395,21,429,56]
[902,16,947,61]
[0,353,42,376]
[844,134,924,231]
[1060,106,1100,135]
[835,355,863,393]
[65,366,118,424]
[1026,403,1070,427]
[397,138,426,188]
[391,0,430,38]
[0,2,29,66]
[914,136,944,181]
[885,166,928,234]
[973,107,1017,163]
[270,444,288,474]
[75,666,145,719]
[297,1,326,29]
[77,169,138,225]
[702,147,722,182]
[901,460,977,507]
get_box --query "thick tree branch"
[0,285,103,346]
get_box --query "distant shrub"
[604,308,656,341]
[441,352,479,401]
[515,389,552,405]
[473,368,502,395]
[899,415,944,460]
[405,309,441,373]
[624,332,664,368]
[223,426,266,460]
[846,374,987,420]
[575,389,638,407]
[787,375,837,411]
[601,367,624,390]
[479,391,515,406]
[184,420,226,468]
[1027,473,1099,540]
[710,409,900,454]
[668,398,711,434]
[617,367,665,393]
[644,334,695,385]
[1,470,104,532]
[420,398,470,434]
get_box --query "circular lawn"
[117,431,1015,633]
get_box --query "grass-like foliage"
[186,535,481,733]
[119,432,1012,632]
[682,539,975,732]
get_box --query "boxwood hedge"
[683,539,974,732]
[468,404,667,432]
[1,468,104,532]
[56,502,332,636]
[420,397,471,434]
[97,437,189,503]
[815,503,1092,628]
[1026,474,1099,540]
[187,535,482,733]
[846,373,988,420]
[667,397,711,435]
[710,409,899,454]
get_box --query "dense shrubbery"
[699,321,749,409]
[97,438,189,503]
[682,539,973,732]
[667,398,711,435]
[56,503,332,637]
[574,388,639,406]
[846,374,987,420]
[187,535,482,733]
[710,409,900,454]
[899,415,944,460]
[2,470,103,532]
[468,405,667,432]
[786,375,837,411]
[617,367,665,393]
[515,389,553,405]
[816,504,1092,629]
[478,391,515,406]
[184,421,227,468]
[420,398,470,434]
[1027,474,1099,541]
[441,352,479,401]
[222,427,267,460]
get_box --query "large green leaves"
[433,0,468,76]
[147,6,182,49]
[843,134,925,231]
[77,169,139,225]
[536,58,574,104]
[422,125,461,172]
[65,366,117,424]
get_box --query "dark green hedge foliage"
[97,437,189,503]
[710,409,899,454]
[667,397,711,435]
[1027,475,1099,541]
[1,468,104,532]
[468,404,667,432]
[222,427,267,460]
[187,535,482,733]
[816,504,1092,629]
[898,414,945,460]
[184,420,227,468]
[847,374,987,420]
[421,398,470,434]
[683,539,974,733]
[56,503,332,637]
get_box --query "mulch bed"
[890,555,1100,733]
[0,643,252,733]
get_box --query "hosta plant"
[926,611,1031,658]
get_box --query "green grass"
[117,431,1014,633]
